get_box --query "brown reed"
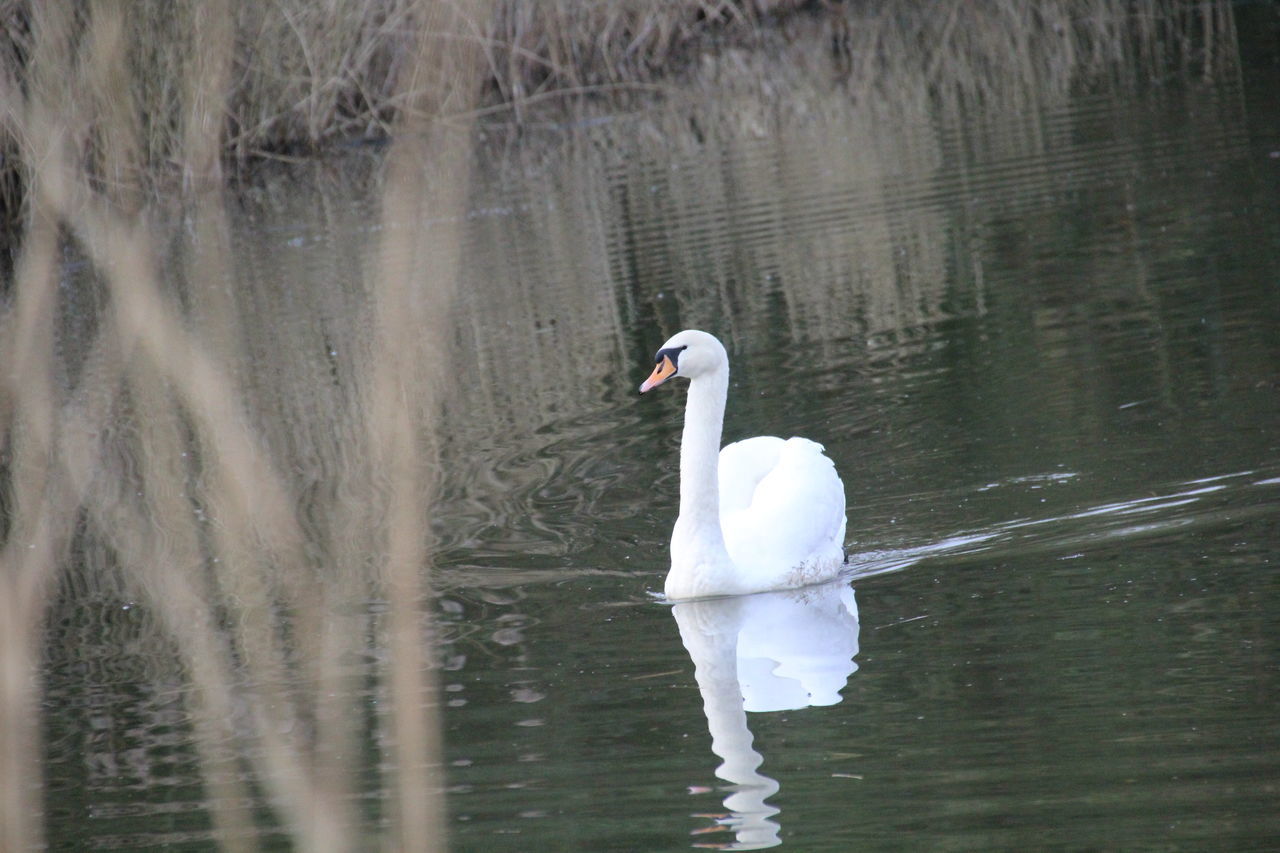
[0,0,489,849]
[0,0,1235,228]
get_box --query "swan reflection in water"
[671,580,860,850]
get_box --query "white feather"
[720,436,847,588]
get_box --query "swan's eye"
[655,344,687,368]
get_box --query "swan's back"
[718,436,847,588]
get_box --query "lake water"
[37,11,1280,852]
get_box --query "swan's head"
[639,329,727,393]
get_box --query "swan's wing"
[720,437,847,575]
[718,436,786,515]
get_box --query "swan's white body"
[640,330,847,599]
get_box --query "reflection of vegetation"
[0,0,1249,850]
[453,1,1241,423]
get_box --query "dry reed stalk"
[171,10,347,831]
[183,0,235,186]
[71,204,316,846]
[0,0,1239,221]
[366,1,493,846]
[1,0,493,849]
[80,348,261,853]
[0,169,62,853]
[82,202,335,848]
[0,8,96,847]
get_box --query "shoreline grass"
[0,1,1235,226]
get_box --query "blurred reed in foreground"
[0,1,489,849]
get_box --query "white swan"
[639,330,847,599]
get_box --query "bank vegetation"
[0,0,1232,219]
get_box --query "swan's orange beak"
[640,354,678,393]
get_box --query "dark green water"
[40,13,1280,852]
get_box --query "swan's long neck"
[676,364,729,553]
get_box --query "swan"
[639,330,847,599]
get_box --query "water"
[38,15,1280,852]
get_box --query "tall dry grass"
[0,1,489,850]
[0,0,753,221]
[0,0,1238,225]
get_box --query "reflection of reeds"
[1,1,488,849]
[451,0,1237,402]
